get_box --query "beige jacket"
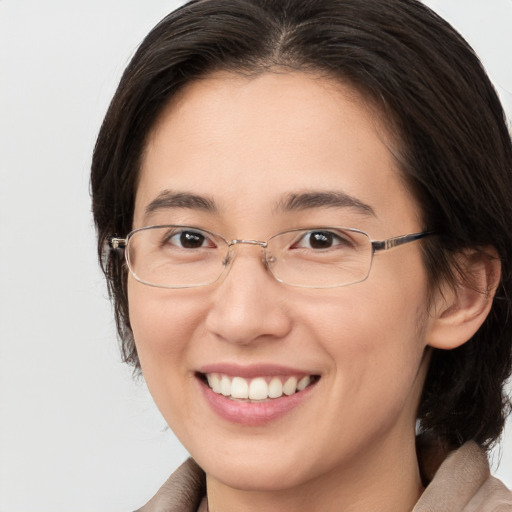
[136,442,512,511]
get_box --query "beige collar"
[413,440,511,511]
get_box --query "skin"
[129,71,446,511]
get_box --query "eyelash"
[292,230,354,250]
[163,229,215,249]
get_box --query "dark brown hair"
[91,0,512,450]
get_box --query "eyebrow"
[144,189,375,220]
[275,191,376,216]
[144,190,218,217]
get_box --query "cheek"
[127,279,208,406]
[129,279,202,352]
[312,288,426,373]
[308,262,430,409]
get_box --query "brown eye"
[295,230,349,250]
[180,231,206,248]
[308,231,334,249]
[165,230,213,249]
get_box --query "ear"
[426,247,501,350]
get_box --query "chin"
[203,456,307,492]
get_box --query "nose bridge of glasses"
[228,239,268,248]
[224,239,269,268]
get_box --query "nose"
[205,244,292,346]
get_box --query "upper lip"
[197,363,319,379]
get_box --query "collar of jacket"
[413,439,511,511]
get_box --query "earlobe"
[426,248,501,350]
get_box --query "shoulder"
[415,440,512,511]
[134,458,206,512]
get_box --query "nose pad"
[263,251,280,282]
[265,252,277,267]
[222,250,233,268]
[261,249,271,268]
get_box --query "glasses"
[109,225,431,289]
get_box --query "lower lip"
[198,377,318,426]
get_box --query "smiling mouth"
[199,373,320,401]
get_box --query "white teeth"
[249,378,268,400]
[207,374,221,393]
[268,377,283,398]
[205,373,314,400]
[220,375,231,396]
[297,375,311,391]
[231,377,249,399]
[283,376,298,396]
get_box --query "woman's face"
[129,72,433,492]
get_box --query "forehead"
[135,71,419,234]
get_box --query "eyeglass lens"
[125,225,374,289]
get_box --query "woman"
[91,0,512,510]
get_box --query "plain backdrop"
[0,1,510,511]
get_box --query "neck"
[205,432,424,512]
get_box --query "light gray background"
[0,1,510,511]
